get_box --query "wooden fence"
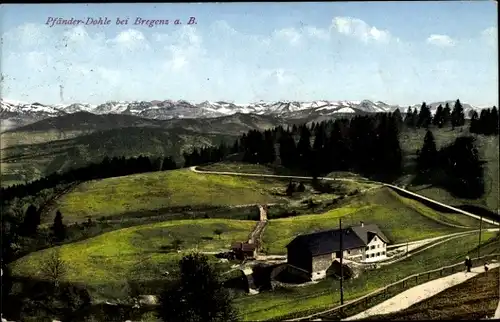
[283,253,500,321]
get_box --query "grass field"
[10,218,255,298]
[50,168,287,223]
[364,267,500,320]
[234,231,499,321]
[199,161,370,181]
[262,187,488,254]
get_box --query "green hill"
[48,168,286,223]
[10,218,255,299]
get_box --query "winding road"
[189,166,499,226]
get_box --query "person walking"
[464,256,472,272]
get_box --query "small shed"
[231,242,257,260]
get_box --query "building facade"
[286,223,390,279]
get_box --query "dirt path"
[342,263,500,321]
[248,204,268,248]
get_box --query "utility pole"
[339,218,344,305]
[478,215,483,259]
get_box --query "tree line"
[469,107,499,135]
[235,112,403,180]
[404,99,466,129]
[416,131,485,198]
[1,155,178,202]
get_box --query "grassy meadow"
[10,218,255,298]
[235,231,499,321]
[261,187,487,254]
[50,168,287,222]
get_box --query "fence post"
[415,275,418,283]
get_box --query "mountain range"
[0,98,481,132]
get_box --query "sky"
[0,2,498,107]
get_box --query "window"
[366,247,369,251]
[370,254,374,258]
[376,252,380,256]
[377,245,380,248]
[347,250,351,255]
[371,245,375,250]
[382,251,386,255]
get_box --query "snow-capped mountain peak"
[0,97,486,132]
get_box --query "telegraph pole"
[478,215,483,259]
[339,218,344,305]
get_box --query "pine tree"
[404,107,415,128]
[157,253,237,322]
[411,108,419,128]
[52,210,66,242]
[262,130,276,164]
[441,103,451,128]
[392,108,403,132]
[417,130,438,173]
[296,125,312,171]
[21,204,40,236]
[327,120,350,171]
[478,109,490,135]
[488,106,498,135]
[439,136,484,198]
[469,110,479,133]
[433,104,443,126]
[451,99,465,128]
[278,131,297,168]
[312,124,327,173]
[417,102,432,128]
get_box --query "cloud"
[331,17,391,43]
[481,26,497,46]
[160,26,204,72]
[273,28,302,46]
[304,26,330,40]
[426,34,456,47]
[108,29,149,50]
[1,16,496,106]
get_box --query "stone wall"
[312,253,334,272]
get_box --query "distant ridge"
[0,98,489,131]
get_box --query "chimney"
[360,221,364,227]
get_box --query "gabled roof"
[351,224,390,244]
[286,224,390,257]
